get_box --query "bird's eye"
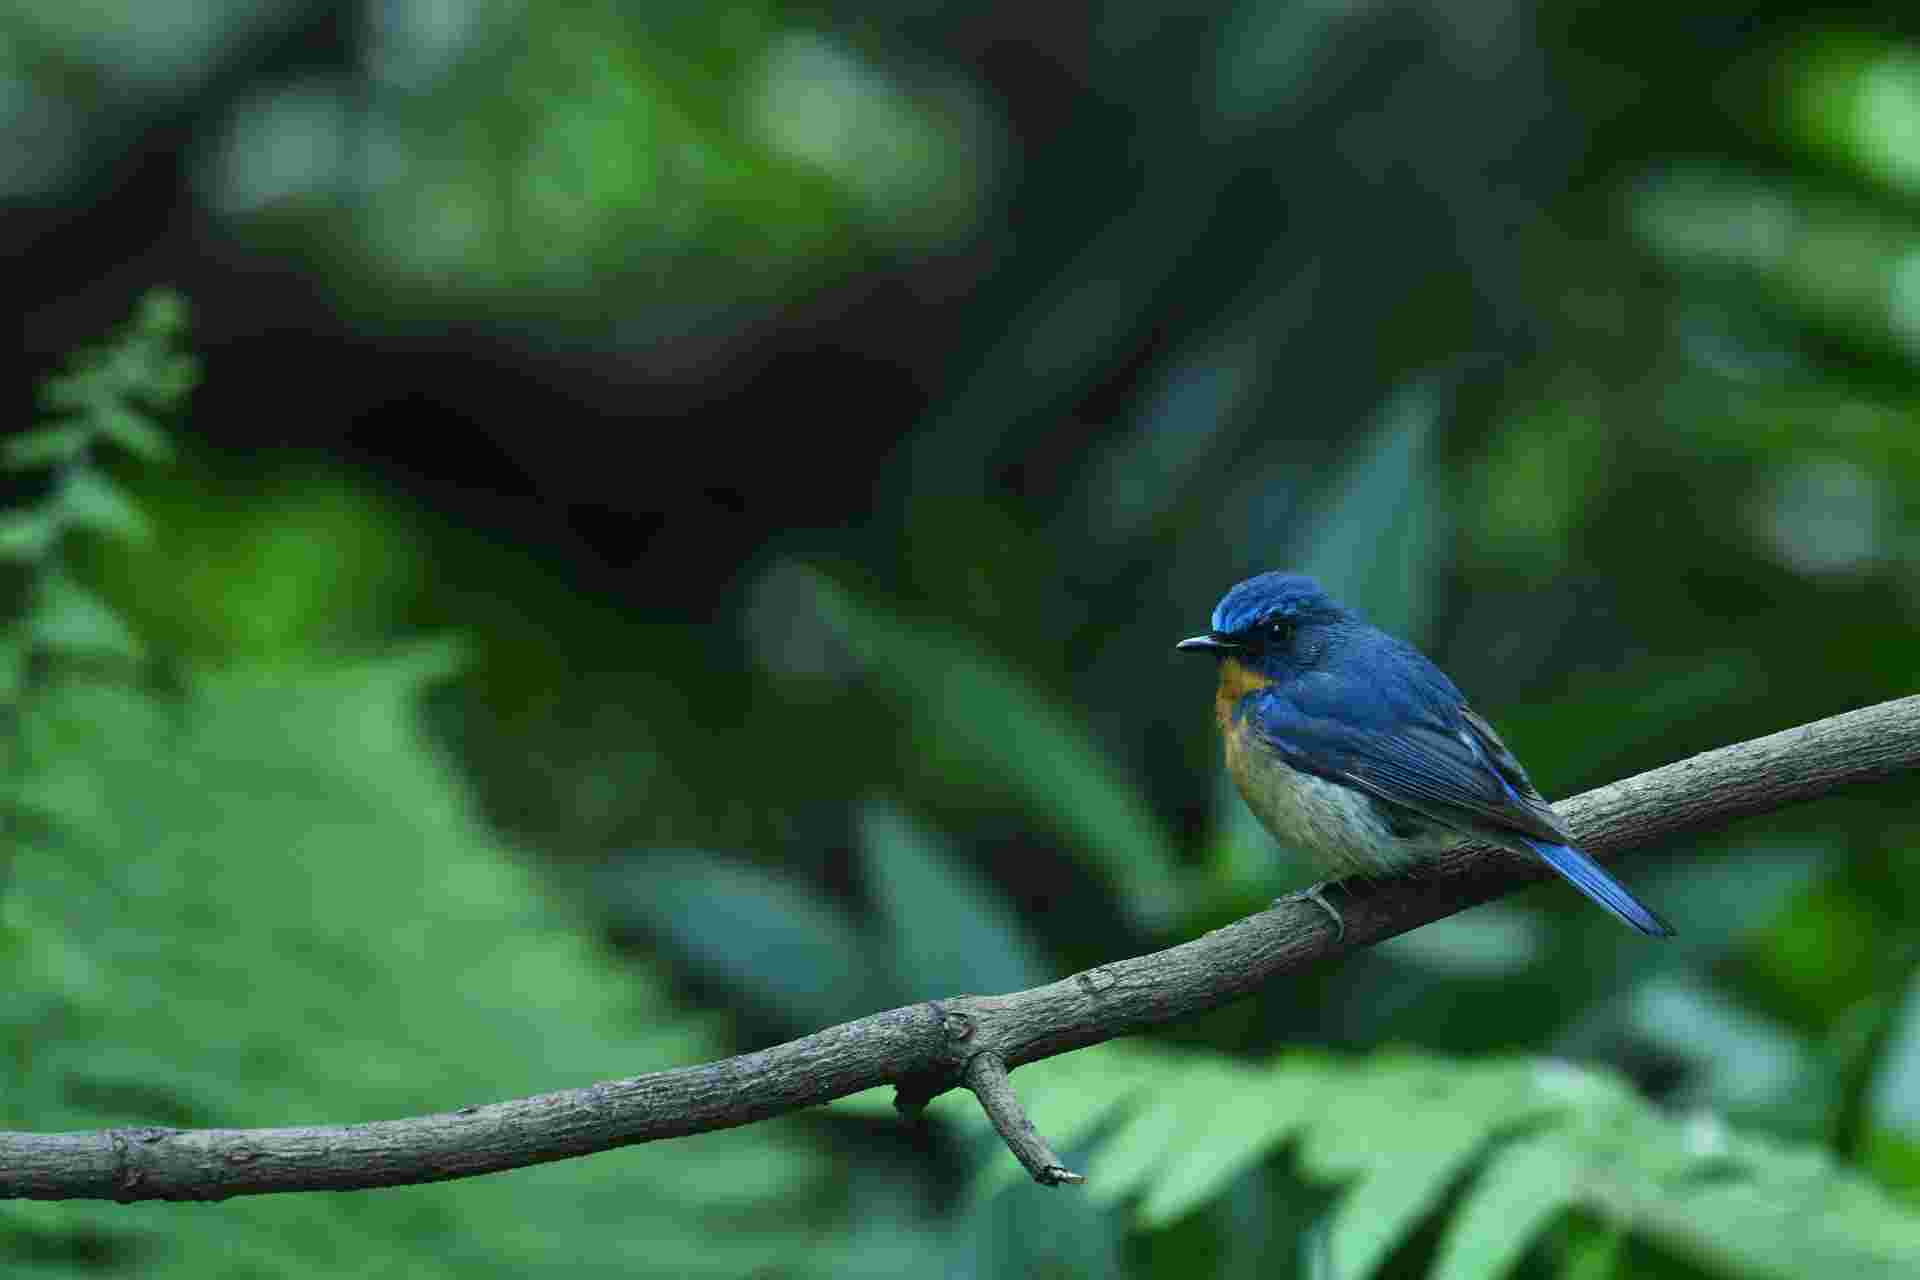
[1265,618,1292,642]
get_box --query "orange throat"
[1212,656,1274,730]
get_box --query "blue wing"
[1243,640,1672,936]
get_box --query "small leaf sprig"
[1,289,196,681]
[0,289,195,888]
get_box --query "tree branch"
[5,696,1917,1202]
[965,1051,1085,1186]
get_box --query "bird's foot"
[1274,881,1345,941]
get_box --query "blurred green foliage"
[2,652,838,1276]
[7,3,1920,1279]
[837,1043,1920,1279]
[0,291,193,675]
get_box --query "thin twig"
[965,1052,1084,1186]
[3,695,1917,1202]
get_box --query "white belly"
[1228,732,1442,878]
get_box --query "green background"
[5,2,1920,1276]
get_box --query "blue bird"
[1178,572,1672,937]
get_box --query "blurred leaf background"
[6,1,1920,1276]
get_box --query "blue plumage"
[1519,838,1672,937]
[1180,572,1672,937]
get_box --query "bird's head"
[1176,572,1351,679]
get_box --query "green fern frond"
[841,1040,1920,1279]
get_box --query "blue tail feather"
[1521,838,1675,937]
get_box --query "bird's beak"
[1176,633,1236,654]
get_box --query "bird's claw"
[1274,881,1345,941]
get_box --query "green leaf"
[1305,1062,1538,1278]
[956,1152,1128,1278]
[1597,1116,1920,1280]
[813,572,1184,928]
[1560,1221,1628,1280]
[0,509,58,562]
[860,798,1053,997]
[9,766,114,844]
[36,370,98,414]
[135,287,192,340]
[3,426,89,470]
[599,848,891,1035]
[0,632,25,702]
[1867,966,1920,1139]
[57,467,151,542]
[1291,378,1446,641]
[26,290,189,463]
[29,571,141,661]
[1431,1132,1585,1280]
[1083,1088,1193,1207]
[92,402,175,461]
[1135,1056,1324,1227]
[1075,337,1257,542]
[1624,973,1824,1128]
